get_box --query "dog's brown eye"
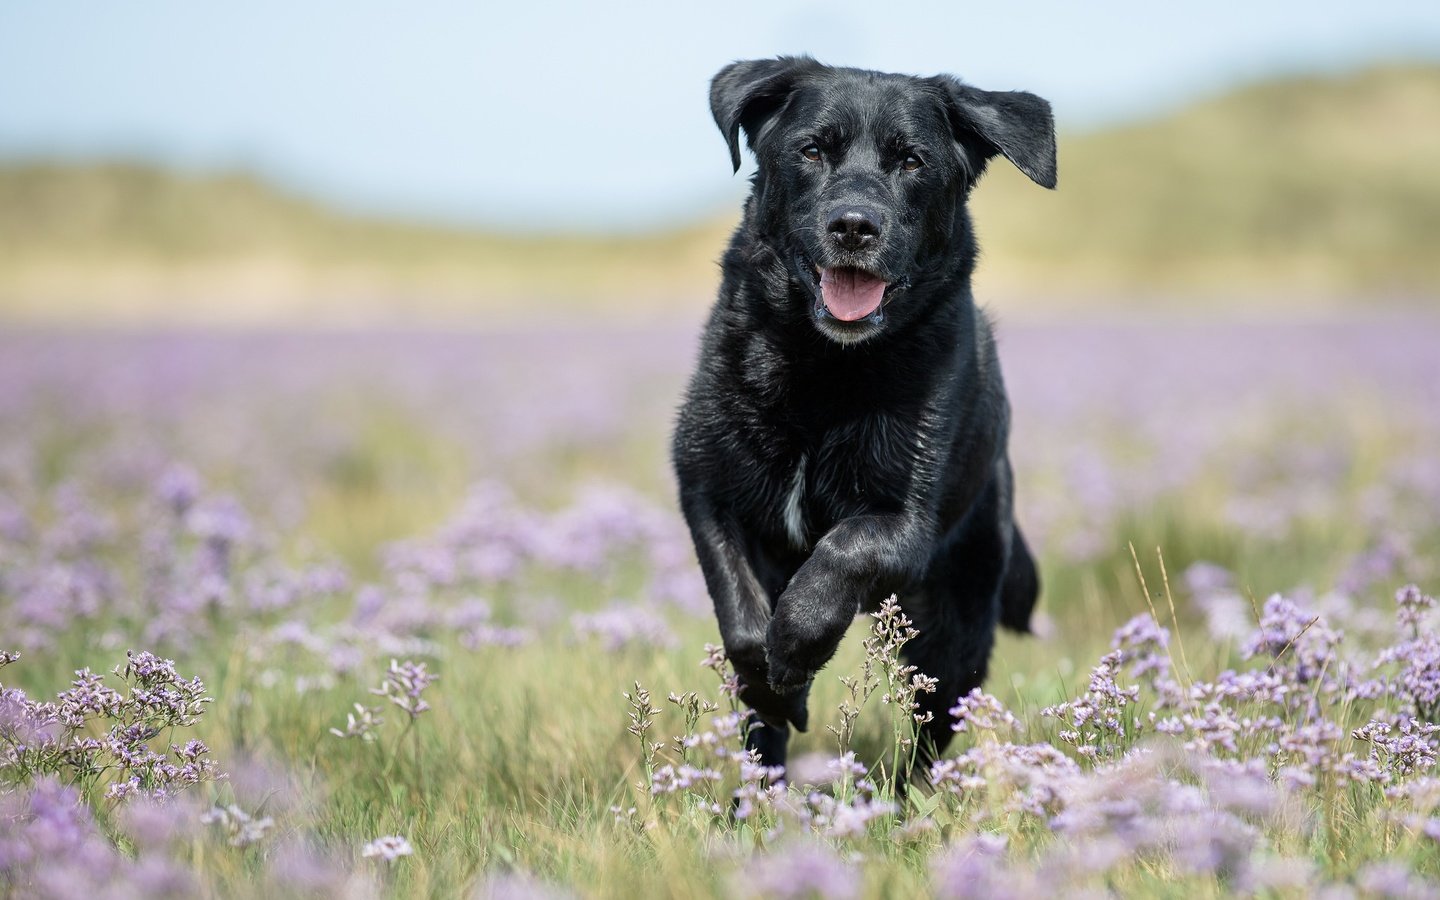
[801,144,822,162]
[902,153,924,172]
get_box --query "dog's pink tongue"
[820,268,887,321]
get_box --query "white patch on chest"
[782,454,807,549]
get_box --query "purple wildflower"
[1396,584,1436,637]
[734,841,860,900]
[1041,650,1140,758]
[360,834,414,862]
[154,465,201,517]
[932,834,1043,900]
[369,659,438,720]
[570,605,675,652]
[472,870,577,899]
[1356,861,1436,899]
[1241,594,1341,684]
[1353,719,1440,778]
[950,688,1022,735]
[200,804,275,847]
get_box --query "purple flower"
[950,688,1022,735]
[782,752,839,788]
[1236,856,1316,893]
[1353,718,1440,778]
[735,841,860,900]
[154,464,201,516]
[472,870,576,899]
[1111,613,1176,693]
[933,834,1043,900]
[265,841,352,896]
[1356,861,1436,899]
[0,776,198,897]
[200,804,276,848]
[1397,584,1437,636]
[929,742,1080,818]
[1041,650,1140,758]
[570,605,675,652]
[460,624,534,649]
[369,659,438,720]
[1374,633,1440,721]
[56,668,124,725]
[116,797,194,850]
[1241,594,1342,685]
[360,834,414,862]
[1182,561,1234,597]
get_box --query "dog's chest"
[779,453,809,548]
[768,414,919,549]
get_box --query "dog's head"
[711,56,1056,344]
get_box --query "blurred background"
[2,8,1439,892]
[3,0,1439,325]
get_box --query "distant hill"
[2,63,1437,323]
[968,62,1440,306]
[0,164,732,323]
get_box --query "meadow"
[2,315,1439,898]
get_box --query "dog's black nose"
[826,206,881,252]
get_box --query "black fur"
[672,57,1053,773]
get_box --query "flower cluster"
[1040,650,1141,759]
[0,777,197,897]
[370,659,438,721]
[1352,718,1440,778]
[619,643,913,844]
[949,688,1022,736]
[632,568,1440,896]
[1,651,221,801]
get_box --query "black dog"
[672,56,1052,773]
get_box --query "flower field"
[1,316,1439,898]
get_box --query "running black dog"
[672,56,1052,772]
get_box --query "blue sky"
[2,0,1438,230]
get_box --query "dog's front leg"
[680,495,810,733]
[766,513,932,693]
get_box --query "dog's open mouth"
[795,252,910,334]
[819,267,888,321]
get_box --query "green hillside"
[2,63,1437,322]
[970,62,1440,303]
[0,164,730,323]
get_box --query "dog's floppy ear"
[711,56,820,173]
[930,77,1057,189]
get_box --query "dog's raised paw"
[764,653,813,696]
